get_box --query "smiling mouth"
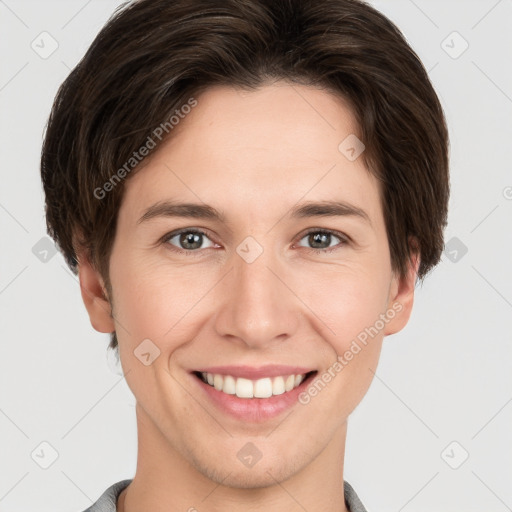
[192,370,317,399]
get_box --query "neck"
[118,403,351,512]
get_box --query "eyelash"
[160,227,349,257]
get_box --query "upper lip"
[192,365,315,380]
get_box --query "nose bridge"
[213,238,299,347]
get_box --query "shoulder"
[79,479,132,512]
[344,480,369,512]
[79,478,365,512]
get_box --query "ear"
[383,241,420,337]
[77,251,115,334]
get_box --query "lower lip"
[191,372,316,423]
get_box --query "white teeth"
[236,378,254,398]
[223,375,236,395]
[272,376,285,395]
[254,377,272,398]
[213,374,223,391]
[198,372,309,398]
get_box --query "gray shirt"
[81,479,368,512]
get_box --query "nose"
[213,244,300,350]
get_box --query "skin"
[78,81,419,512]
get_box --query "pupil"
[181,232,201,250]
[310,232,329,249]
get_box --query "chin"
[190,445,308,490]
[209,465,292,490]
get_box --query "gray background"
[1,0,511,510]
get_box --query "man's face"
[83,81,416,488]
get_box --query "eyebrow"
[138,199,371,225]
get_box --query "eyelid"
[294,227,350,253]
[160,227,350,254]
[297,227,350,244]
[160,227,217,248]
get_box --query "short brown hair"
[40,0,450,352]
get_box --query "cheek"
[295,269,389,416]
[109,252,215,349]
[110,230,392,352]
[295,263,390,345]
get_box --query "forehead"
[168,81,361,161]
[119,81,381,225]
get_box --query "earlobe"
[383,249,420,337]
[77,252,115,334]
